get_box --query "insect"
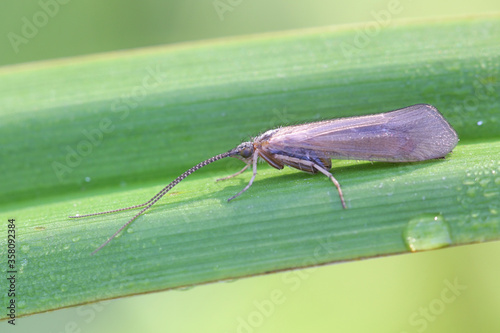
[70,104,458,254]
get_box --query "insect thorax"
[255,128,280,142]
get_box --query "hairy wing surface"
[266,104,458,162]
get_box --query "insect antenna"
[70,152,232,255]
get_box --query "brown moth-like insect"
[70,104,458,254]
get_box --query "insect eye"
[240,147,253,158]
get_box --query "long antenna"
[70,152,232,255]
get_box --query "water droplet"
[20,245,30,253]
[462,179,475,186]
[404,214,452,252]
[479,179,490,187]
[127,227,134,234]
[85,177,91,182]
[72,236,81,242]
[477,120,483,126]
[458,162,500,223]
[483,190,498,198]
[466,188,476,197]
[60,284,68,292]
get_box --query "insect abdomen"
[267,147,332,174]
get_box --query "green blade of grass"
[1,15,499,318]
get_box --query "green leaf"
[1,15,499,318]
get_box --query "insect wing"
[265,104,458,162]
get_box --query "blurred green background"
[1,1,500,332]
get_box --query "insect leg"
[312,163,347,209]
[227,153,258,202]
[216,164,249,182]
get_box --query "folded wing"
[265,104,458,162]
